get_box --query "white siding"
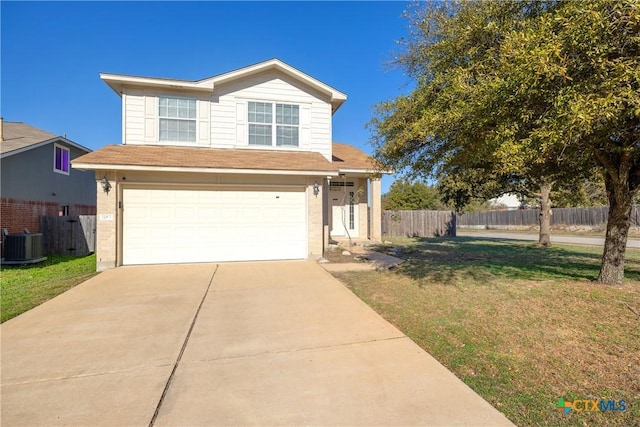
[123,88,212,146]
[211,71,333,159]
[124,91,145,144]
[121,71,333,159]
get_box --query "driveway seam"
[0,364,175,387]
[182,335,409,364]
[147,264,218,427]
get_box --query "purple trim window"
[54,145,70,174]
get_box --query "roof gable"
[0,122,91,158]
[331,142,377,172]
[100,59,347,113]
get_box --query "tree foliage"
[382,180,447,211]
[540,177,609,208]
[370,0,640,284]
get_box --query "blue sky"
[1,1,413,193]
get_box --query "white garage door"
[122,187,307,265]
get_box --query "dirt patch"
[322,247,369,264]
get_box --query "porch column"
[370,177,382,242]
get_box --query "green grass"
[1,254,97,323]
[333,237,640,426]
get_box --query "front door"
[330,184,359,238]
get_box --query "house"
[489,193,522,210]
[0,120,96,236]
[72,59,383,271]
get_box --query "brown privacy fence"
[40,215,96,256]
[382,210,457,237]
[457,206,640,228]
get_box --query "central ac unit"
[4,233,44,261]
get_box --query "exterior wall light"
[101,176,112,194]
[313,182,320,197]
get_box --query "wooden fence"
[40,215,96,256]
[457,205,640,228]
[382,210,457,238]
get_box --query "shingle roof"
[72,144,339,174]
[331,142,376,171]
[0,121,90,156]
[101,59,347,113]
[0,122,58,154]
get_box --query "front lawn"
[1,254,97,323]
[332,237,640,426]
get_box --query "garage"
[122,187,307,265]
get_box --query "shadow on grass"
[380,237,640,285]
[0,254,93,271]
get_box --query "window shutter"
[300,105,311,148]
[197,100,210,146]
[144,96,157,143]
[236,101,246,145]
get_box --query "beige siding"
[122,73,333,159]
[370,178,382,241]
[114,171,311,186]
[94,171,118,271]
[356,178,369,239]
[124,92,145,144]
[307,177,324,258]
[212,71,333,159]
[122,88,212,146]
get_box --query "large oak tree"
[370,0,639,284]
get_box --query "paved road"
[1,261,513,426]
[458,230,640,249]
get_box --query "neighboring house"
[73,59,384,271]
[489,193,522,210]
[0,120,96,236]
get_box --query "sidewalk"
[457,230,640,248]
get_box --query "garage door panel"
[123,187,306,265]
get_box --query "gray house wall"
[1,142,95,206]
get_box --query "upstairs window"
[248,102,299,147]
[159,97,196,142]
[276,104,299,147]
[248,102,272,146]
[54,144,70,175]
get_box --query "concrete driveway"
[1,262,513,426]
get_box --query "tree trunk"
[598,177,633,285]
[538,182,553,246]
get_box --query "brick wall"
[0,197,96,234]
[307,179,323,259]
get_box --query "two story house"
[73,59,382,271]
[1,120,96,236]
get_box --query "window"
[54,144,70,175]
[248,102,272,146]
[276,104,299,147]
[159,97,196,142]
[329,181,355,188]
[349,191,355,229]
[329,181,355,191]
[248,102,299,147]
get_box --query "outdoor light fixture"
[313,182,320,197]
[101,176,112,194]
